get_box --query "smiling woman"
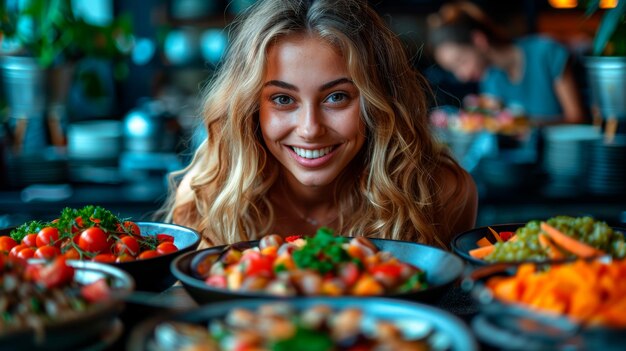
[159,0,478,249]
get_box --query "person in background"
[160,0,478,249]
[427,1,586,125]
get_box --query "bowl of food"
[0,255,134,351]
[128,296,478,351]
[463,257,626,350]
[171,228,464,304]
[1,205,201,291]
[451,216,626,266]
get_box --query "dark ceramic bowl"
[171,238,464,304]
[0,222,201,292]
[113,222,201,292]
[463,262,626,351]
[0,260,134,351]
[451,223,525,266]
[127,296,479,351]
[451,223,626,266]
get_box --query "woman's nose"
[296,104,325,140]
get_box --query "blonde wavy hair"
[161,0,457,248]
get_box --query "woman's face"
[434,42,486,82]
[259,34,365,189]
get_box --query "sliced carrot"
[540,222,605,258]
[488,226,503,242]
[537,233,566,260]
[476,237,492,247]
[469,245,495,259]
[508,235,518,243]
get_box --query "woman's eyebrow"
[263,80,298,91]
[319,77,353,91]
[262,77,353,92]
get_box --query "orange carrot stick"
[540,222,605,258]
[469,245,495,259]
[476,237,492,247]
[488,226,503,242]
[537,233,565,260]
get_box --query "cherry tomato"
[115,254,135,263]
[137,250,160,260]
[339,262,361,286]
[78,227,111,254]
[156,234,175,243]
[36,227,60,247]
[0,236,17,253]
[114,236,140,256]
[22,233,38,247]
[9,244,28,258]
[64,247,81,260]
[117,221,140,236]
[16,247,35,260]
[92,253,117,263]
[34,245,60,260]
[156,242,178,255]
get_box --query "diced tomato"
[339,262,361,286]
[285,235,303,243]
[242,251,274,277]
[205,275,227,288]
[369,262,403,278]
[81,278,111,303]
[499,231,515,241]
[35,257,75,289]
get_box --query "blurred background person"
[427,1,586,125]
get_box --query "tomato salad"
[199,228,428,296]
[1,206,178,263]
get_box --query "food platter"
[0,221,201,292]
[127,297,479,351]
[171,237,464,304]
[464,260,626,351]
[0,259,134,351]
[451,220,626,266]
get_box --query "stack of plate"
[67,120,122,183]
[3,147,68,188]
[541,125,601,197]
[588,136,626,196]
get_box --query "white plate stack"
[67,120,122,183]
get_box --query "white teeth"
[292,146,333,159]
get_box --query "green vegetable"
[292,227,350,274]
[10,220,46,243]
[271,326,334,351]
[398,271,427,292]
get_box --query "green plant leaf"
[593,0,626,55]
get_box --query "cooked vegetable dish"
[487,258,626,328]
[471,216,625,262]
[149,302,438,351]
[198,228,428,296]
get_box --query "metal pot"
[584,56,626,120]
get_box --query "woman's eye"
[325,92,347,104]
[272,95,294,105]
